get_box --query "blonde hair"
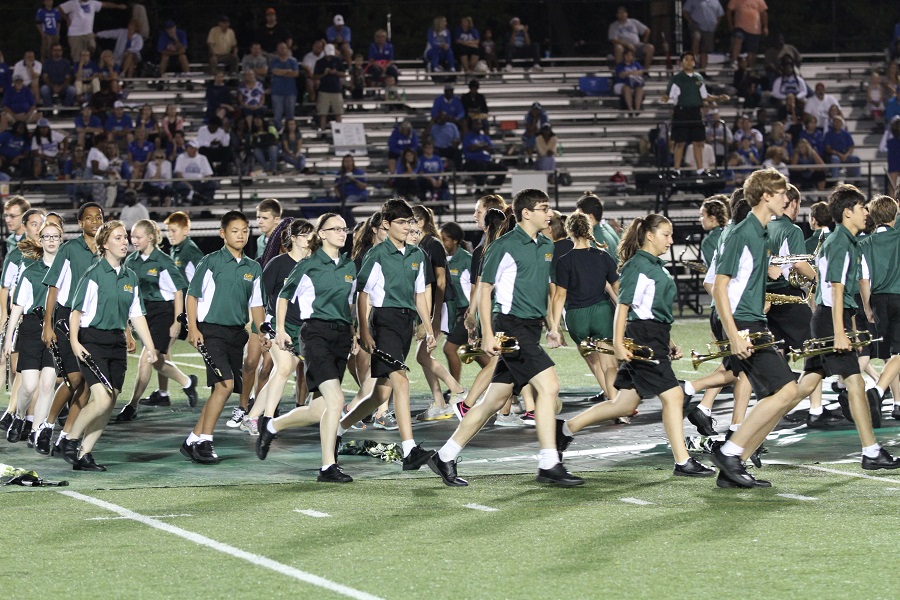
[133,218,161,247]
[18,220,63,260]
[95,220,126,256]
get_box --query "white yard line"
[294,509,331,518]
[776,493,818,501]
[61,490,382,600]
[619,497,653,506]
[463,503,499,512]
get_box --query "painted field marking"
[61,491,382,600]
[86,513,192,521]
[463,442,660,465]
[777,493,818,501]
[294,509,331,518]
[774,462,900,484]
[619,497,653,506]
[463,503,499,512]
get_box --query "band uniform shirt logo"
[344,274,354,282]
[544,253,553,261]
[147,268,158,277]
[411,262,419,271]
[123,284,134,293]
[243,273,254,282]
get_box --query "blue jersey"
[418,155,443,175]
[36,7,63,36]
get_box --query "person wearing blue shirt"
[430,114,462,169]
[104,101,134,149]
[269,42,299,131]
[75,104,103,148]
[73,49,100,104]
[333,155,368,203]
[522,102,550,163]
[462,120,506,190]
[157,20,189,75]
[326,14,353,63]
[418,141,449,200]
[127,126,155,179]
[36,0,64,61]
[453,17,481,73]
[431,84,465,128]
[1,76,37,132]
[0,122,32,178]
[614,49,646,115]
[823,115,860,178]
[367,29,399,89]
[40,44,76,107]
[425,16,455,72]
[387,120,420,173]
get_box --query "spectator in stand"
[250,116,279,174]
[97,49,120,95]
[134,104,160,147]
[241,43,269,80]
[682,0,724,73]
[207,15,239,74]
[460,79,489,134]
[196,116,231,175]
[754,107,770,136]
[480,28,499,72]
[326,14,353,64]
[333,154,368,203]
[804,82,842,131]
[0,122,32,179]
[683,141,717,172]
[732,54,761,108]
[104,100,133,151]
[1,75,38,132]
[314,44,346,131]
[394,147,420,199]
[704,103,732,166]
[119,189,149,230]
[798,113,825,156]
[166,130,187,163]
[173,140,217,204]
[534,123,558,172]
[60,0,128,62]
[91,137,132,206]
[160,103,184,144]
[763,33,802,86]
[40,44,76,107]
[430,112,462,170]
[13,51,42,102]
[238,70,267,126]
[127,125,154,180]
[733,114,764,151]
[280,118,305,172]
[463,119,506,190]
[885,117,900,192]
[761,145,789,177]
[0,52,11,99]
[36,0,64,62]
[270,42,300,131]
[735,136,760,167]
[367,29,399,93]
[608,7,653,71]
[767,121,793,159]
[143,148,174,206]
[418,140,448,201]
[454,17,481,73]
[431,84,465,130]
[791,138,826,191]
[771,59,808,107]
[118,20,144,78]
[505,17,543,71]
[257,8,293,58]
[74,49,101,104]
[885,84,900,125]
[522,102,550,164]
[426,16,455,73]
[301,39,326,103]
[157,20,190,76]
[867,70,890,130]
[823,114,861,178]
[614,48,646,115]
[387,120,419,174]
[75,102,103,148]
[777,92,803,141]
[63,145,92,205]
[205,71,236,124]
[31,118,67,178]
[90,78,117,119]
[727,0,767,67]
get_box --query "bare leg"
[239,333,262,410]
[567,388,641,433]
[193,380,234,436]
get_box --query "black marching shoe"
[402,445,435,471]
[806,411,840,429]
[536,463,585,487]
[715,473,771,488]
[6,416,24,443]
[35,427,52,455]
[867,388,883,429]
[710,442,755,488]
[115,404,137,422]
[317,464,353,483]
[0,411,12,432]
[179,440,194,460]
[61,438,80,465]
[673,457,716,477]
[183,375,199,407]
[191,440,220,464]
[837,391,853,423]
[427,454,468,486]
[256,416,276,460]
[582,392,606,403]
[21,420,32,444]
[687,406,717,436]
[73,452,107,471]
[27,430,38,449]
[861,448,900,470]
[139,390,171,407]
[749,445,765,469]
[555,418,574,461]
[892,404,900,421]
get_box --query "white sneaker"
[417,402,454,421]
[240,417,259,436]
[226,407,246,428]
[494,413,525,427]
[447,389,468,405]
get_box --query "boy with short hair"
[181,211,265,464]
[338,198,438,470]
[575,192,619,259]
[255,197,282,260]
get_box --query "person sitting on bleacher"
[608,7,653,72]
[105,100,133,151]
[327,14,353,64]
[763,33,802,87]
[280,118,305,173]
[429,112,462,170]
[823,114,861,179]
[250,116,279,175]
[367,29,400,93]
[770,59,808,108]
[134,104,160,147]
[143,147,174,207]
[425,16,455,73]
[393,147,420,200]
[703,103,733,165]
[0,121,33,179]
[732,114,763,152]
[241,42,269,81]
[534,123,558,173]
[98,49,121,96]
[460,79,489,135]
[173,139,217,205]
[206,15,238,75]
[387,120,420,175]
[165,130,187,163]
[766,121,793,160]
[239,70,267,126]
[127,125,154,180]
[1,74,37,133]
[63,144,92,206]
[32,118,67,179]
[804,82,842,131]
[333,154,368,203]
[73,49,100,105]
[157,20,190,76]
[39,43,76,108]
[418,140,449,201]
[614,48,646,116]
[75,102,102,149]
[205,71,236,124]
[454,17,482,74]
[790,138,826,191]
[196,116,231,176]
[522,102,549,165]
[119,19,143,78]
[0,51,11,100]
[505,16,543,72]
[431,84,465,130]
[462,119,506,191]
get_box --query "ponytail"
[617,214,670,271]
[308,212,341,254]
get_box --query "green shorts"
[565,300,614,344]
[286,321,302,355]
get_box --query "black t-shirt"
[551,238,574,282]
[256,23,292,54]
[555,247,619,309]
[471,242,485,279]
[314,56,347,94]
[263,252,300,323]
[419,234,453,302]
[461,92,488,115]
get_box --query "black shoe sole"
[673,468,716,477]
[709,449,754,488]
[179,443,193,460]
[716,476,771,488]
[427,457,469,486]
[861,461,900,470]
[535,473,585,487]
[402,449,435,471]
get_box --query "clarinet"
[361,339,410,371]
[35,306,72,389]
[1,320,8,392]
[177,313,224,380]
[259,321,304,359]
[56,318,114,394]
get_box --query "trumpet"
[765,292,808,305]
[769,254,815,266]
[787,331,881,362]
[679,248,707,274]
[458,332,519,364]
[690,330,782,369]
[578,337,659,364]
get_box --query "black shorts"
[733,28,761,52]
[199,322,248,392]
[370,307,414,379]
[614,320,679,397]
[78,327,127,391]
[803,307,860,378]
[300,319,351,393]
[766,295,812,354]
[671,105,705,144]
[15,313,53,372]
[145,300,175,355]
[445,307,469,346]
[871,293,900,358]
[733,320,795,399]
[710,308,743,375]
[490,313,554,394]
[454,45,481,58]
[53,304,81,376]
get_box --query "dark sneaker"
[806,411,840,429]
[520,411,536,426]
[427,454,468,486]
[710,443,755,488]
[893,404,900,421]
[837,391,853,423]
[452,400,470,422]
[555,418,573,461]
[139,391,171,406]
[867,388,883,429]
[673,456,716,477]
[536,463,585,487]
[35,426,52,455]
[21,420,32,443]
[687,406,717,436]
[115,404,137,422]
[749,445,764,469]
[61,438,80,465]
[183,375,199,408]
[317,464,353,483]
[256,416,276,460]
[401,445,435,471]
[861,448,900,470]
[179,440,194,460]
[0,412,11,432]
[73,452,107,472]
[191,440,220,464]
[6,416,24,443]
[716,473,771,488]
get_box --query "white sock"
[862,443,882,458]
[698,404,711,417]
[562,421,574,437]
[438,439,462,463]
[874,386,885,398]
[401,439,416,457]
[676,458,691,466]
[729,424,739,432]
[185,432,200,445]
[337,423,347,436]
[721,440,744,457]
[809,406,823,416]
[834,380,846,390]
[267,419,277,434]
[683,381,695,396]
[58,431,68,440]
[25,415,34,423]
[321,463,334,471]
[159,390,170,397]
[199,434,213,442]
[538,448,558,470]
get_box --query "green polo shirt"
[665,70,708,108]
[357,238,426,310]
[170,237,205,282]
[12,257,51,315]
[701,226,723,268]
[860,227,900,295]
[70,258,144,330]
[715,213,769,322]
[805,228,829,255]
[1,246,24,291]
[592,222,620,261]
[447,248,472,310]
[279,249,357,324]
[42,234,99,309]
[480,225,554,319]
[125,247,188,303]
[815,224,859,309]
[766,215,807,292]
[618,249,675,323]
[256,234,268,261]
[187,246,264,327]
[5,232,23,255]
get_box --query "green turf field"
[2,317,899,599]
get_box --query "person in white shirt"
[144,148,174,206]
[803,82,842,130]
[608,6,655,68]
[195,116,231,175]
[60,0,128,62]
[683,141,717,171]
[173,140,217,205]
[13,51,43,100]
[118,189,149,231]
[301,39,325,102]
[31,117,67,178]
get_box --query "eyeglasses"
[390,218,415,226]
[40,234,61,241]
[321,227,351,234]
[3,213,22,219]
[409,229,422,238]
[530,205,552,213]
